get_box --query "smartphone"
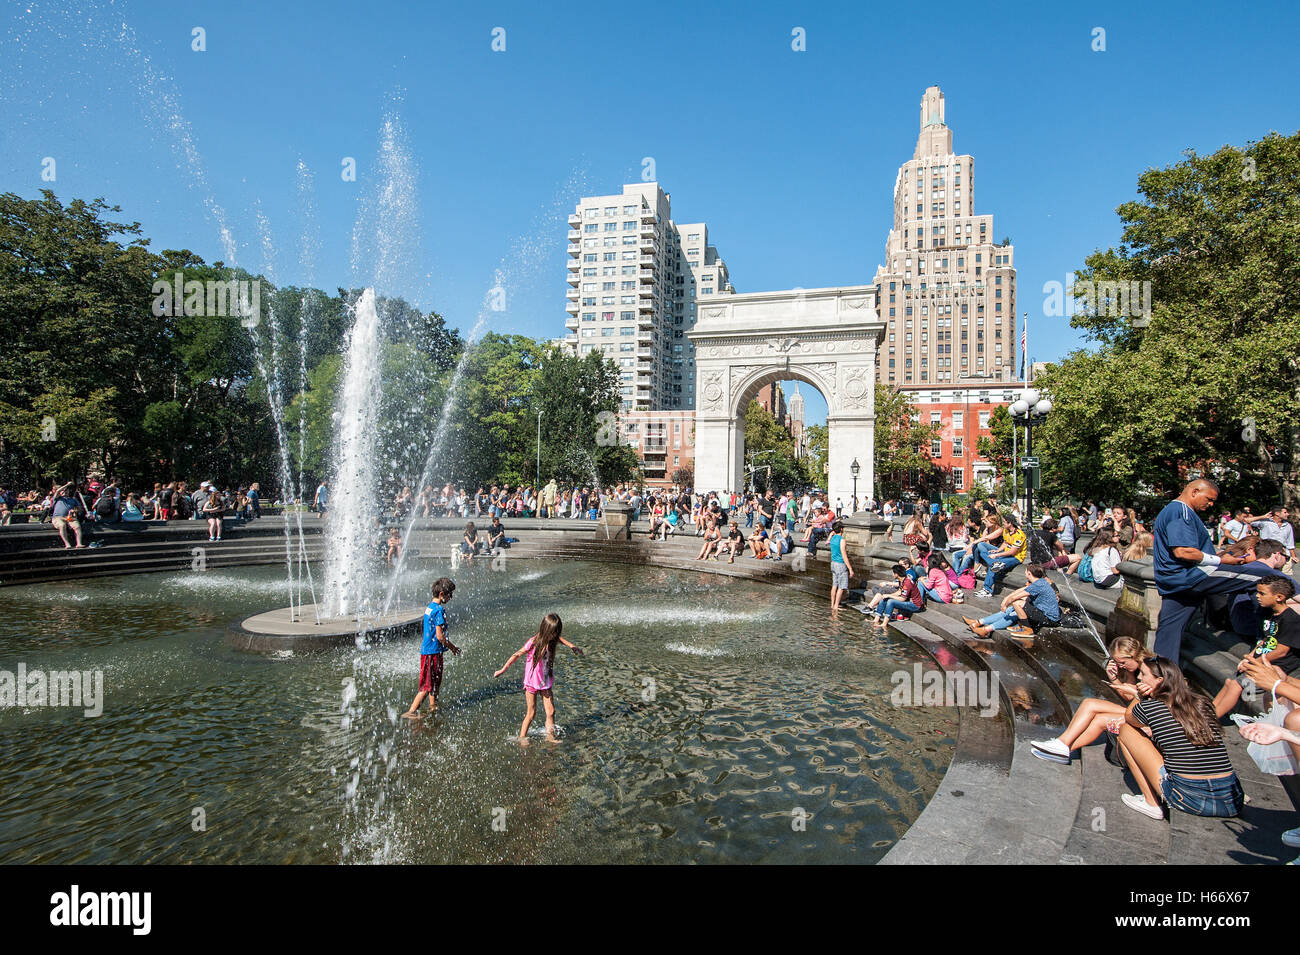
[1229,713,1258,727]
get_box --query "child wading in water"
[403,578,461,719]
[494,612,583,743]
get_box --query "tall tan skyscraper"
[563,183,729,411]
[873,86,1017,387]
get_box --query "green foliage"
[874,384,941,497]
[0,190,570,496]
[742,400,802,492]
[802,423,828,489]
[1036,132,1300,508]
[534,345,636,485]
[975,405,1015,483]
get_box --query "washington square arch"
[687,285,885,510]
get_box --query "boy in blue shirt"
[403,577,461,719]
[964,563,1060,640]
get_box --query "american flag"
[1020,315,1028,378]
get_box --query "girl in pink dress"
[494,613,583,743]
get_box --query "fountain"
[230,115,591,644]
[234,115,431,649]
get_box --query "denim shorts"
[1158,765,1243,817]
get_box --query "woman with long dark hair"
[1086,527,1124,589]
[1117,656,1243,819]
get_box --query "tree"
[440,333,544,486]
[742,400,801,492]
[976,405,1015,485]
[533,345,637,486]
[0,191,160,486]
[802,423,828,490]
[1035,132,1300,508]
[873,384,940,497]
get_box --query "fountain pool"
[0,560,954,863]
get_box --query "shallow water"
[0,560,954,863]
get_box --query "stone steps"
[891,585,1296,865]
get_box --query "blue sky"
[3,0,1295,426]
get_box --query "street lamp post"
[1008,388,1052,527]
[850,457,861,514]
[747,448,777,494]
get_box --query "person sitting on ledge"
[869,562,924,629]
[1115,656,1244,820]
[460,521,483,562]
[974,516,1027,598]
[769,521,792,559]
[1221,539,1292,636]
[963,562,1060,640]
[488,515,508,551]
[1210,574,1299,718]
[803,504,835,554]
[747,525,770,561]
[1031,636,1146,761]
[120,493,145,522]
[917,551,955,605]
[720,522,745,563]
[696,519,722,561]
[958,512,1005,577]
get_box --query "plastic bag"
[1246,690,1299,776]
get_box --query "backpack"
[1078,553,1095,583]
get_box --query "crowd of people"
[7,463,1300,851]
[0,479,264,547]
[847,497,1155,639]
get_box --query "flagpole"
[1023,311,1029,385]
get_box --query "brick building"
[620,410,696,489]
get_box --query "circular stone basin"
[230,604,424,652]
[0,560,956,863]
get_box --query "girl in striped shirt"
[1116,656,1243,819]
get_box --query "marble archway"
[687,285,885,509]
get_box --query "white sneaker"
[1282,826,1300,848]
[1031,737,1070,758]
[1121,793,1164,819]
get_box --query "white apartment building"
[563,183,730,411]
[873,86,1018,388]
